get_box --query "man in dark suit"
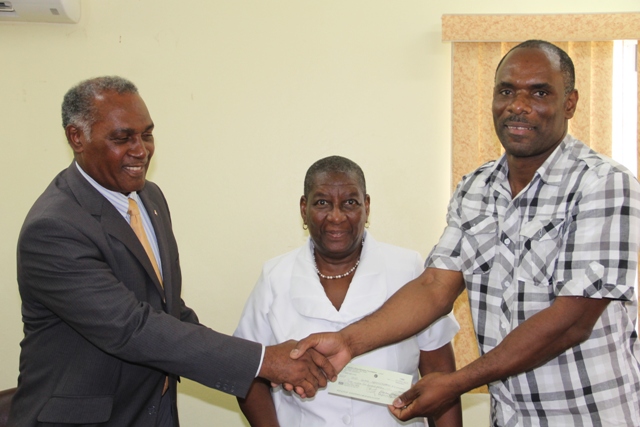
[10,76,334,427]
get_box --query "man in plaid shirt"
[291,40,640,426]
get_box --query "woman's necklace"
[312,237,364,280]
[314,256,360,280]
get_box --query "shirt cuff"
[255,344,265,378]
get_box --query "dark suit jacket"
[10,163,262,427]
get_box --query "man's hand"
[289,331,353,374]
[389,372,460,421]
[258,340,337,398]
[278,331,352,393]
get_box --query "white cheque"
[328,363,413,405]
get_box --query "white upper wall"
[1,1,638,426]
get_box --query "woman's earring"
[303,223,308,230]
[365,220,370,229]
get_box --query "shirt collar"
[483,134,576,190]
[535,134,577,186]
[75,162,139,219]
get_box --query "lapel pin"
[154,210,158,216]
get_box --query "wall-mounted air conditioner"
[0,0,80,23]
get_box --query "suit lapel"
[102,205,166,300]
[65,163,166,301]
[139,190,173,310]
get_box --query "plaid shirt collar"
[483,134,577,194]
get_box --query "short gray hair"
[303,156,366,197]
[61,76,138,137]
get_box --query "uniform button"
[342,414,351,424]
[504,238,511,245]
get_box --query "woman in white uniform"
[234,156,461,427]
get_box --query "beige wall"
[1,1,638,426]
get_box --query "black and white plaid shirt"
[427,135,640,426]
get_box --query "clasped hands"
[263,333,458,422]
[258,340,338,399]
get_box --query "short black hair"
[303,156,366,197]
[495,40,575,95]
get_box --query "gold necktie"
[128,198,163,286]
[128,198,169,395]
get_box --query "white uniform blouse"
[235,233,459,427]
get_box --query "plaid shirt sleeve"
[554,166,640,301]
[425,179,465,272]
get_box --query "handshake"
[255,333,438,422]
[257,334,351,399]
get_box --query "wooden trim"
[442,13,640,42]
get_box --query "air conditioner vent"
[0,0,80,23]
[0,2,15,13]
